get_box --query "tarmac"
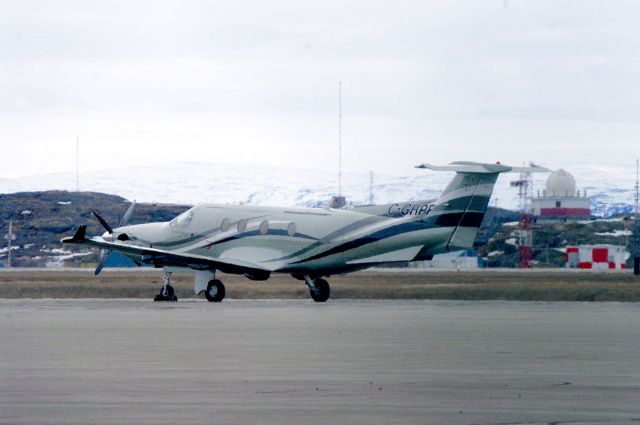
[1,299,639,424]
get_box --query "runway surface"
[1,299,639,425]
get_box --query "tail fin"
[416,161,550,251]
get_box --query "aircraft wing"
[61,225,271,275]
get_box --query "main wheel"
[154,284,177,301]
[310,278,330,302]
[161,284,174,298]
[205,279,225,302]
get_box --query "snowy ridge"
[0,162,637,216]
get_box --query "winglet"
[61,225,87,244]
[415,161,551,174]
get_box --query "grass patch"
[2,269,640,301]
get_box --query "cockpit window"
[170,209,193,228]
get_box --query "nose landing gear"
[154,271,178,301]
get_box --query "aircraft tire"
[310,278,330,302]
[162,284,174,298]
[154,284,177,302]
[205,279,225,302]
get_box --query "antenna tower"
[510,165,534,268]
[338,81,342,197]
[634,158,640,275]
[369,171,374,205]
[76,135,80,192]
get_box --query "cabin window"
[287,222,297,236]
[237,219,247,233]
[170,209,193,227]
[220,218,231,232]
[259,220,269,235]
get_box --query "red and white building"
[533,169,591,221]
[566,245,629,269]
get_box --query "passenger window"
[259,220,269,235]
[237,219,247,233]
[287,222,297,236]
[220,218,231,232]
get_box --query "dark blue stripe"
[291,212,485,264]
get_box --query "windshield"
[169,208,194,228]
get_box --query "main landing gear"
[154,271,178,302]
[205,279,226,302]
[303,275,330,302]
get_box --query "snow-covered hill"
[0,162,637,216]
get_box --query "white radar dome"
[545,168,576,196]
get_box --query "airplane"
[61,161,549,302]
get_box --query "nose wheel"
[205,279,226,302]
[154,271,178,301]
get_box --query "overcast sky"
[2,0,639,178]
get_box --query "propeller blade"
[93,211,113,234]
[119,200,136,227]
[95,260,105,275]
[95,249,110,275]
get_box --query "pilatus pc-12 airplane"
[62,161,548,302]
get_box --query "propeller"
[93,200,136,275]
[119,200,136,227]
[92,211,113,234]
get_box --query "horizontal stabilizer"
[415,161,551,174]
[61,225,87,244]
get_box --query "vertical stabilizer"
[416,162,550,251]
[431,172,498,251]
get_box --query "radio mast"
[369,171,374,205]
[510,164,534,268]
[76,135,80,192]
[338,81,342,197]
[634,158,639,275]
[328,81,346,209]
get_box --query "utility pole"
[4,221,16,268]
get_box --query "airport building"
[533,169,591,222]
